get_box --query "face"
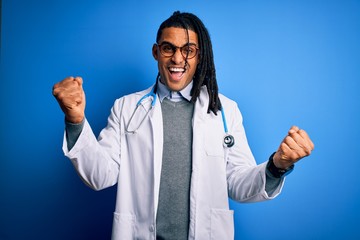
[152,27,199,91]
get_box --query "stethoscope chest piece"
[224,134,235,148]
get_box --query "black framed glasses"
[157,42,199,59]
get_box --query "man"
[53,11,314,240]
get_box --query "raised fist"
[273,126,314,169]
[52,76,85,123]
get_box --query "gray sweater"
[156,98,194,240]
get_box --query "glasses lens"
[181,45,197,59]
[160,44,174,57]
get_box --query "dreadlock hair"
[156,11,221,115]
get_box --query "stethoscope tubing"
[126,86,235,148]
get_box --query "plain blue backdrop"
[1,0,360,239]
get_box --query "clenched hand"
[273,126,314,169]
[52,76,85,123]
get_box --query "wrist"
[267,152,294,178]
[65,115,84,124]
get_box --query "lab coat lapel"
[192,86,209,173]
[189,86,208,238]
[148,92,163,217]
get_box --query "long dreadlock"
[155,11,221,115]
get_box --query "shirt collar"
[157,80,193,103]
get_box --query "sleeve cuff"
[65,118,85,151]
[266,152,294,178]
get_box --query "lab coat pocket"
[204,121,225,158]
[111,212,135,240]
[210,208,234,240]
[204,135,224,158]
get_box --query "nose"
[171,48,184,64]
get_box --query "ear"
[152,44,158,60]
[196,51,201,65]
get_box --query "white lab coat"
[63,85,284,239]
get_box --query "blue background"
[1,0,359,239]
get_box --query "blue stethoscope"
[125,86,235,148]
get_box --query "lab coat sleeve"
[225,100,285,202]
[62,98,123,191]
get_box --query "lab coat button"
[149,225,155,232]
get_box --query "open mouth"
[168,67,186,81]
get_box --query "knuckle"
[304,146,312,155]
[55,91,65,100]
[298,129,306,135]
[52,83,59,91]
[52,89,58,96]
[311,142,315,150]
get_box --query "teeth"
[169,67,185,72]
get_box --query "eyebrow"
[159,41,198,47]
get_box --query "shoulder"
[121,85,153,100]
[219,93,238,109]
[115,85,153,103]
[218,93,244,122]
[111,85,154,112]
